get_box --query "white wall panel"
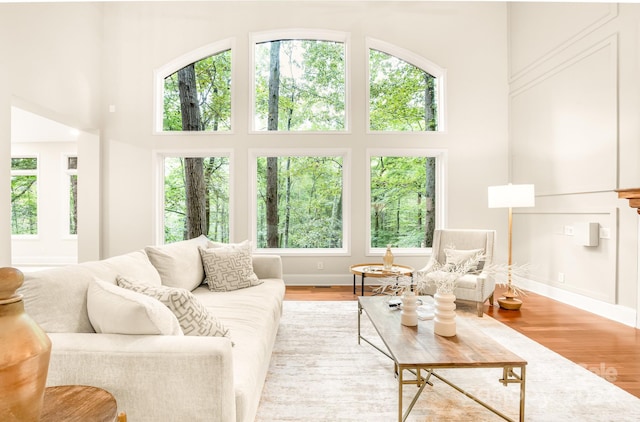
[510,37,617,195]
[514,210,617,303]
[509,3,617,80]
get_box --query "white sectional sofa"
[18,236,285,422]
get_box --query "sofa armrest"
[46,333,236,422]
[252,254,283,279]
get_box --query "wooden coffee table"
[41,385,124,422]
[349,263,414,296]
[357,296,527,422]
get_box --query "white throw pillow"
[145,235,210,291]
[117,276,230,339]
[444,248,484,270]
[199,241,263,292]
[87,278,182,335]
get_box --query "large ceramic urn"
[0,267,52,421]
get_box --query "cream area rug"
[255,300,640,421]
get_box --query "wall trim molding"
[509,3,618,82]
[510,33,617,99]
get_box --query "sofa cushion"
[87,278,182,335]
[145,235,210,291]
[199,241,263,292]
[117,276,230,339]
[18,250,161,333]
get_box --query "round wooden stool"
[41,385,125,422]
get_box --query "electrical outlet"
[600,228,611,239]
[564,226,574,236]
[317,261,324,270]
[558,272,565,283]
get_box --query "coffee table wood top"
[350,263,414,278]
[359,296,527,368]
[41,385,118,422]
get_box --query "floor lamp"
[488,183,535,310]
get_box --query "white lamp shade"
[488,184,535,208]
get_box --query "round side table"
[350,263,414,296]
[41,385,124,422]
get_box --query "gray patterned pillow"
[199,241,263,292]
[116,276,230,339]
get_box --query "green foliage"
[164,156,230,243]
[163,50,232,131]
[369,49,437,131]
[11,174,37,235]
[370,156,435,248]
[255,40,345,131]
[256,156,343,248]
[11,157,37,170]
[69,174,77,235]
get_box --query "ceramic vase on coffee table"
[433,292,456,337]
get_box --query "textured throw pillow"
[145,235,210,291]
[444,248,484,271]
[116,276,230,339]
[199,241,263,292]
[87,278,182,335]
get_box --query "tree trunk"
[178,64,207,239]
[184,157,207,239]
[266,41,281,248]
[284,157,292,248]
[424,74,435,130]
[424,157,436,247]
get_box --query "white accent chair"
[419,229,496,317]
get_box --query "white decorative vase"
[400,291,418,327]
[433,292,456,337]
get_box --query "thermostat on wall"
[574,222,599,247]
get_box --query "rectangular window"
[367,150,443,254]
[252,150,350,253]
[11,157,38,236]
[66,156,78,235]
[162,155,231,244]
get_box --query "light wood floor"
[285,285,640,399]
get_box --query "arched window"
[367,38,445,132]
[155,40,233,133]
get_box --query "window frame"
[153,149,235,245]
[10,155,39,239]
[366,37,447,134]
[365,148,447,257]
[62,154,78,239]
[249,148,351,256]
[249,29,351,134]
[153,38,236,135]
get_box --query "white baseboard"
[285,273,638,328]
[518,279,637,328]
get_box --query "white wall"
[99,1,508,282]
[0,3,103,266]
[508,3,640,326]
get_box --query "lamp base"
[497,286,522,310]
[498,296,522,310]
